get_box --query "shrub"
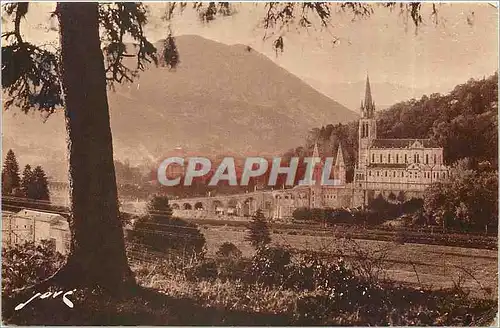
[185,259,218,281]
[286,255,356,292]
[216,242,242,260]
[147,195,173,218]
[249,246,292,286]
[127,215,206,257]
[310,208,325,221]
[128,194,206,257]
[292,207,311,221]
[401,198,424,214]
[245,209,271,249]
[294,295,332,325]
[2,240,65,294]
[325,208,354,225]
[424,161,498,232]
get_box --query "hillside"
[3,35,358,181]
[301,72,498,181]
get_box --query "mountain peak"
[4,34,357,180]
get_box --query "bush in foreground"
[216,242,242,260]
[127,215,206,258]
[1,241,496,326]
[2,240,65,295]
[245,209,271,249]
[132,256,496,326]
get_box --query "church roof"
[371,138,440,149]
[367,163,408,169]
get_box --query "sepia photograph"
[1,1,498,325]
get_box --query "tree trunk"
[56,2,133,290]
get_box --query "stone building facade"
[3,209,70,254]
[352,76,449,206]
[270,75,449,217]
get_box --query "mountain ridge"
[3,35,358,181]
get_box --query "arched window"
[372,154,375,163]
[425,154,429,164]
[380,154,383,163]
[396,154,399,163]
[388,154,391,163]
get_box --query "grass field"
[200,225,498,299]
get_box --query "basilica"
[270,75,450,216]
[169,76,450,219]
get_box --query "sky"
[8,2,500,109]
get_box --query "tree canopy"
[302,72,498,178]
[246,209,272,249]
[19,164,50,200]
[2,149,21,195]
[424,158,498,232]
[129,195,206,256]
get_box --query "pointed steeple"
[335,144,344,167]
[361,74,375,118]
[364,75,373,108]
[312,142,320,158]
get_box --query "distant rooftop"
[15,209,67,225]
[367,163,408,169]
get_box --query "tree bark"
[56,2,134,290]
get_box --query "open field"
[183,215,497,249]
[200,225,498,299]
[3,203,497,299]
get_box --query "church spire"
[361,75,375,118]
[312,142,320,158]
[365,75,372,108]
[335,144,344,167]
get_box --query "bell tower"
[334,144,346,185]
[358,75,377,169]
[310,142,323,208]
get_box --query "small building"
[4,209,70,255]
